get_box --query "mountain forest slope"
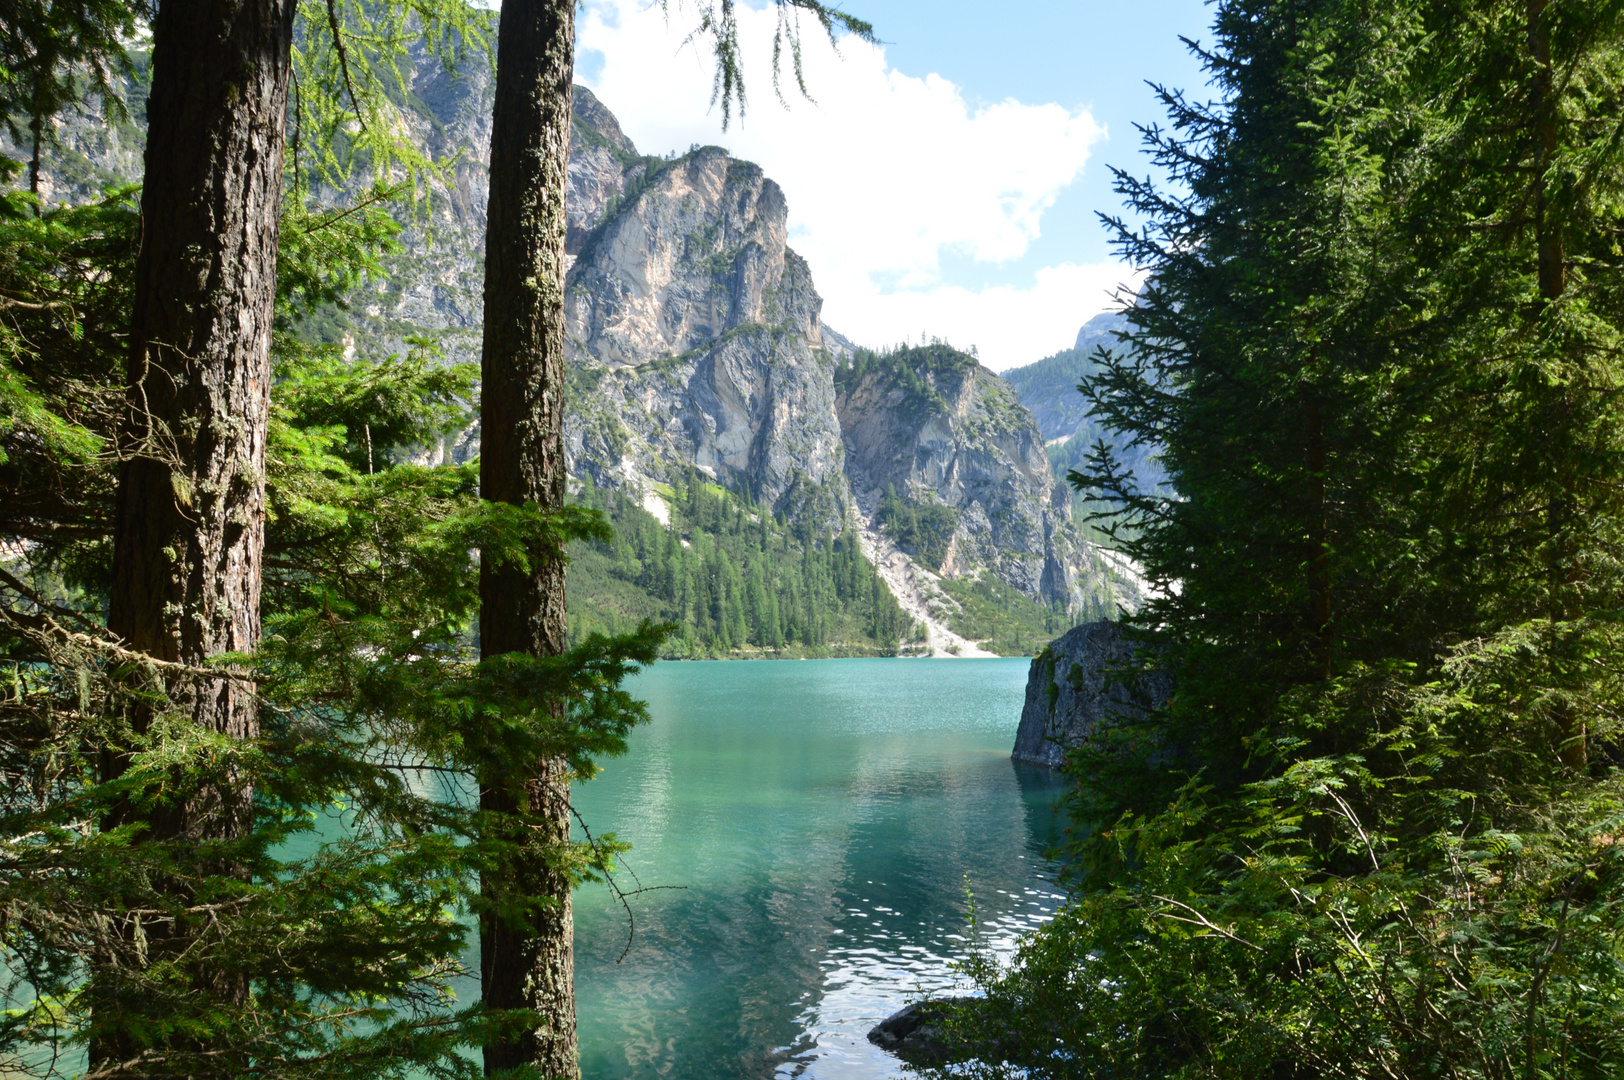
[13,52,1144,656]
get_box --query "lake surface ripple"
[571,658,1067,1080]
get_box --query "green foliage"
[0,175,660,1077]
[873,484,957,571]
[0,0,140,189]
[935,573,1077,658]
[0,174,135,585]
[276,191,405,319]
[288,0,492,201]
[568,472,920,658]
[833,341,977,422]
[932,0,1624,1076]
[677,0,876,128]
[272,334,475,476]
[1041,432,1132,544]
[1001,340,1164,539]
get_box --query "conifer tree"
[98,0,297,1059]
[0,3,656,1076]
[0,0,138,198]
[938,0,1624,1074]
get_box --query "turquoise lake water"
[567,657,1068,1080]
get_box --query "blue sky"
[837,0,1215,271]
[576,0,1217,368]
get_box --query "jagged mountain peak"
[552,95,1141,625]
[566,146,821,365]
[572,84,637,158]
[562,131,845,532]
[1074,310,1128,353]
[832,343,1108,612]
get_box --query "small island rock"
[1012,620,1173,768]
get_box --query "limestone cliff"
[561,147,850,526]
[13,54,1144,649]
[835,346,1140,613]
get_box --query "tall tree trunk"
[28,112,43,202]
[1527,0,1584,770]
[26,39,57,208]
[1304,388,1332,684]
[99,0,293,1061]
[477,0,577,1075]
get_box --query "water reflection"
[1013,759,1070,859]
[572,659,1067,1080]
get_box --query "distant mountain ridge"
[549,94,1142,648]
[1002,311,1128,444]
[1001,312,1164,505]
[10,57,1144,654]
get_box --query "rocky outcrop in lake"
[867,998,979,1063]
[1012,620,1172,767]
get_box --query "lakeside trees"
[0,3,660,1076]
[939,0,1624,1074]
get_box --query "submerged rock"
[1013,620,1173,768]
[867,998,979,1062]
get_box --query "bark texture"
[110,0,291,761]
[99,0,292,1057]
[477,0,578,1075]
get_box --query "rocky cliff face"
[1012,621,1172,767]
[524,92,1141,619]
[835,346,1135,612]
[317,64,857,530]
[561,146,850,525]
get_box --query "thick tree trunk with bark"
[111,0,291,775]
[1525,0,1584,771]
[99,0,293,1058]
[477,0,578,1075]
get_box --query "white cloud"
[576,0,1138,370]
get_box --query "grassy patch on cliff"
[832,341,978,423]
[937,572,1078,657]
[874,484,958,570]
